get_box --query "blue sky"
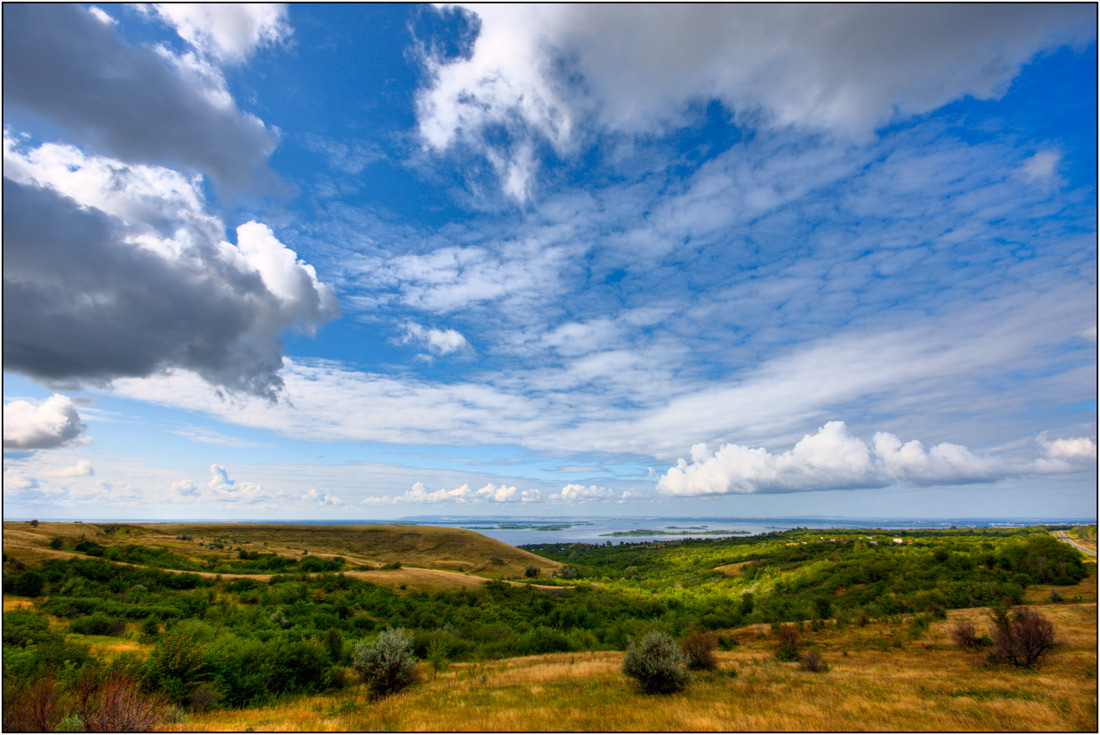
[3,4,1096,521]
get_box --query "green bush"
[622,632,690,694]
[524,565,540,578]
[69,613,126,637]
[353,628,418,696]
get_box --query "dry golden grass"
[165,601,1097,732]
[714,561,750,576]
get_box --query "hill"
[1,521,561,590]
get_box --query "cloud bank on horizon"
[2,3,1096,520]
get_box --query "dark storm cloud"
[2,4,277,192]
[2,179,288,397]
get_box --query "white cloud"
[1020,151,1063,187]
[1043,436,1097,461]
[416,4,1093,199]
[657,421,1093,496]
[3,395,89,450]
[87,6,117,26]
[401,322,471,356]
[303,488,343,506]
[206,464,268,504]
[45,460,95,478]
[151,4,291,64]
[551,484,636,504]
[364,481,538,505]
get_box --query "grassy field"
[166,601,1097,732]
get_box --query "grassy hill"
[2,521,560,589]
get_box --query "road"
[1057,530,1097,557]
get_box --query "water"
[387,515,1079,547]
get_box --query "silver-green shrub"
[622,632,690,694]
[353,628,418,696]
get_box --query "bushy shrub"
[800,651,828,673]
[524,565,541,578]
[3,610,57,648]
[1050,589,1065,603]
[145,626,210,703]
[75,672,168,732]
[10,571,45,597]
[49,537,65,550]
[353,629,418,696]
[69,613,126,637]
[927,604,947,620]
[2,676,68,733]
[622,632,690,694]
[990,606,1056,668]
[774,624,800,662]
[680,629,717,671]
[951,620,980,649]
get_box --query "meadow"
[2,520,1095,731]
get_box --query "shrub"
[524,565,540,578]
[353,629,418,696]
[188,683,219,713]
[49,537,65,550]
[3,676,68,733]
[800,651,829,673]
[622,632,690,694]
[951,620,979,649]
[927,604,947,620]
[990,606,1056,668]
[774,624,800,662]
[488,556,505,566]
[11,571,45,597]
[680,629,717,671]
[70,613,126,637]
[146,627,210,703]
[1050,589,1065,603]
[76,673,168,732]
[323,628,344,663]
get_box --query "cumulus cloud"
[45,460,95,478]
[657,421,1090,496]
[1043,436,1097,461]
[150,4,291,64]
[303,488,343,506]
[2,4,278,191]
[400,322,471,357]
[3,139,338,398]
[206,464,268,503]
[551,484,637,504]
[3,394,89,450]
[416,4,1094,198]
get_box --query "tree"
[622,632,690,694]
[353,629,418,696]
[990,606,1056,668]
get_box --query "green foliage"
[9,570,45,597]
[146,624,211,703]
[524,564,540,578]
[3,610,56,649]
[69,613,126,637]
[622,632,690,694]
[49,537,65,550]
[353,628,418,696]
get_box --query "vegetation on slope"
[2,522,1095,731]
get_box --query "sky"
[2,4,1097,522]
